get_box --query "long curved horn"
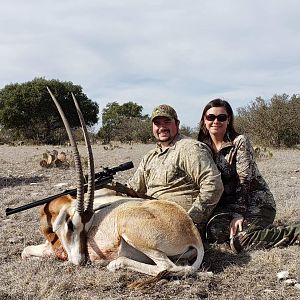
[71,92,95,214]
[46,86,85,215]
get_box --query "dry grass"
[0,144,299,300]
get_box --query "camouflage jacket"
[127,134,224,224]
[205,134,276,218]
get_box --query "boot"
[230,225,300,253]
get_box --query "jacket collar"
[204,134,234,152]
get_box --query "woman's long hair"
[197,99,239,142]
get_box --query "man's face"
[152,116,179,144]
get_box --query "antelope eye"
[67,220,74,232]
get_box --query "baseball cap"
[151,104,178,121]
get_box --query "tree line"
[0,78,299,147]
[235,94,300,147]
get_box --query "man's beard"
[158,137,172,143]
[157,130,175,143]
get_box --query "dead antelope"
[21,87,204,277]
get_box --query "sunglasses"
[205,114,228,122]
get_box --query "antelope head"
[47,87,95,265]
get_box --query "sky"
[1,0,299,129]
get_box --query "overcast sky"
[1,1,299,128]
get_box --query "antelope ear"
[52,207,68,232]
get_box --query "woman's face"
[204,106,230,138]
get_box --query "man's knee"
[205,213,232,243]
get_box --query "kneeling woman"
[197,99,299,251]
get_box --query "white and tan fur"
[21,88,204,277]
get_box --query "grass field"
[0,144,299,299]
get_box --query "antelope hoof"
[21,248,42,260]
[107,258,125,272]
[21,248,30,259]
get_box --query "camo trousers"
[206,206,300,249]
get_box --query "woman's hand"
[229,216,244,238]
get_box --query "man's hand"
[229,216,244,238]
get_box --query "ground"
[0,143,299,300]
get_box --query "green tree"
[235,94,300,147]
[180,124,197,139]
[0,78,99,144]
[276,94,300,147]
[98,101,151,143]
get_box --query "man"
[127,104,224,232]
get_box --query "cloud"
[0,0,299,128]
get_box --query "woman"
[198,99,299,252]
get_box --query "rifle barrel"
[5,161,134,216]
[5,189,76,216]
[5,176,114,216]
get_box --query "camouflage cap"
[151,104,178,121]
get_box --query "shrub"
[235,94,300,148]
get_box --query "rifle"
[5,161,134,216]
